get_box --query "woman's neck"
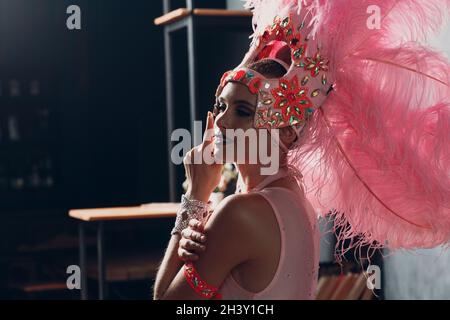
[235,163,266,192]
[235,154,288,192]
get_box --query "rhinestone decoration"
[270,75,312,123]
[311,89,320,97]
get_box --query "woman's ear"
[280,126,297,148]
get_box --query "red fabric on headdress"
[255,40,291,66]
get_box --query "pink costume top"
[219,166,320,300]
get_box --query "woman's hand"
[184,111,223,202]
[178,219,207,262]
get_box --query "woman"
[154,0,450,300]
[153,57,321,300]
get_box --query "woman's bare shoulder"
[217,192,274,221]
[209,193,277,247]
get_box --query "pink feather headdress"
[241,0,450,254]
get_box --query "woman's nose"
[215,109,230,130]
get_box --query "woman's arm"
[153,220,206,299]
[156,194,259,300]
[153,193,209,300]
[152,233,182,300]
[153,111,224,299]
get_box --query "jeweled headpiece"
[215,10,333,130]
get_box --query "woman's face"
[215,82,257,130]
[213,81,284,165]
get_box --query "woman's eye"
[236,106,251,117]
[214,103,226,113]
[213,103,252,117]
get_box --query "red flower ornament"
[304,51,329,77]
[220,71,232,87]
[271,75,312,123]
[232,70,246,81]
[248,77,262,94]
[218,69,262,95]
[270,16,284,41]
[289,32,308,64]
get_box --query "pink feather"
[245,0,450,253]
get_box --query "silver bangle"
[171,194,212,236]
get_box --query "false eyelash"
[212,104,219,117]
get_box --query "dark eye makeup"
[236,106,251,117]
[212,102,228,118]
[212,100,253,118]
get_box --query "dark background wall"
[0,0,170,298]
[58,0,169,208]
[0,0,168,213]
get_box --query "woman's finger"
[182,227,206,243]
[189,218,204,231]
[188,229,206,243]
[202,111,215,146]
[178,247,199,262]
[183,149,193,165]
[180,238,206,252]
[181,228,192,239]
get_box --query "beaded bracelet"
[171,194,212,236]
[184,262,222,299]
